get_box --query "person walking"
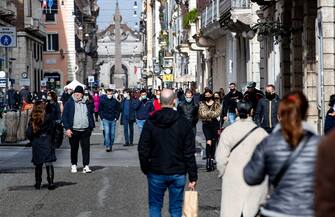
[222,83,243,124]
[133,89,153,130]
[177,89,199,136]
[6,86,19,110]
[199,89,221,172]
[153,89,162,112]
[121,89,136,146]
[324,94,335,134]
[254,84,280,134]
[315,130,335,217]
[243,82,264,117]
[93,91,100,122]
[216,100,268,217]
[99,89,120,152]
[62,86,95,173]
[138,89,197,217]
[244,91,320,217]
[46,90,61,121]
[26,101,57,190]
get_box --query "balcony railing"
[201,0,251,28]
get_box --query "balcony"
[201,0,251,29]
[24,17,46,37]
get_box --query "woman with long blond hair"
[244,91,320,217]
[26,101,56,190]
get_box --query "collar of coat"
[272,121,318,135]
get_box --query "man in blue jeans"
[121,89,136,146]
[133,89,153,131]
[138,89,198,217]
[99,89,120,152]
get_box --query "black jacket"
[26,114,56,165]
[244,123,320,217]
[254,95,280,133]
[244,89,264,111]
[222,90,243,116]
[177,100,199,127]
[138,108,198,182]
[324,108,335,134]
[98,95,120,121]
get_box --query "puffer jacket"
[243,122,320,217]
[177,100,199,127]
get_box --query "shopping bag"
[182,190,199,217]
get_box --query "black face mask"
[230,89,236,93]
[265,92,275,100]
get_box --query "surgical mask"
[265,92,275,100]
[124,93,129,98]
[156,95,160,99]
[83,95,88,101]
[47,96,52,101]
[142,95,147,100]
[107,95,113,99]
[185,98,192,103]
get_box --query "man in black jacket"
[222,83,243,124]
[255,84,280,133]
[177,89,199,136]
[138,88,197,217]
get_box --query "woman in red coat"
[93,91,100,122]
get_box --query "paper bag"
[182,191,199,217]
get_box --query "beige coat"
[215,118,268,217]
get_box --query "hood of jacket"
[149,107,180,128]
[273,121,318,135]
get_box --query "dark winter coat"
[324,108,335,134]
[120,99,136,125]
[222,90,244,116]
[315,130,335,217]
[133,99,154,120]
[61,92,71,104]
[254,95,280,133]
[6,89,18,106]
[26,115,56,165]
[177,100,199,127]
[98,95,120,121]
[243,89,264,112]
[244,123,320,217]
[62,97,95,130]
[138,108,198,182]
[46,102,61,121]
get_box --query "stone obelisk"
[113,0,123,88]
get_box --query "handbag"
[53,121,64,149]
[182,190,199,217]
[254,133,312,217]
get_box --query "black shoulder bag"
[231,126,259,153]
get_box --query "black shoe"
[123,143,130,146]
[34,183,41,190]
[130,143,134,146]
[106,148,111,152]
[46,165,56,190]
[206,159,211,172]
[210,159,215,171]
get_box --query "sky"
[97,0,142,32]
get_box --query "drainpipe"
[317,11,324,134]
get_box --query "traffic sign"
[0,71,5,78]
[162,74,174,82]
[88,76,94,83]
[0,27,16,47]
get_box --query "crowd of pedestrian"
[13,80,335,217]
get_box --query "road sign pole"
[5,47,8,93]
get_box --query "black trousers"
[69,130,91,166]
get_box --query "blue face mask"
[142,96,147,100]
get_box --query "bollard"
[5,111,18,143]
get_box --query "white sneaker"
[82,165,92,174]
[71,165,77,173]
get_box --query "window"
[43,0,58,22]
[47,33,59,51]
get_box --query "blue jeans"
[124,122,134,144]
[228,112,237,124]
[102,119,116,148]
[147,173,186,217]
[136,119,146,130]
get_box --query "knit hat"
[74,86,84,94]
[247,81,256,88]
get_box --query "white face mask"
[124,93,129,98]
[107,95,113,99]
[156,95,160,99]
[47,96,52,101]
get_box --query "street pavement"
[0,121,221,217]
